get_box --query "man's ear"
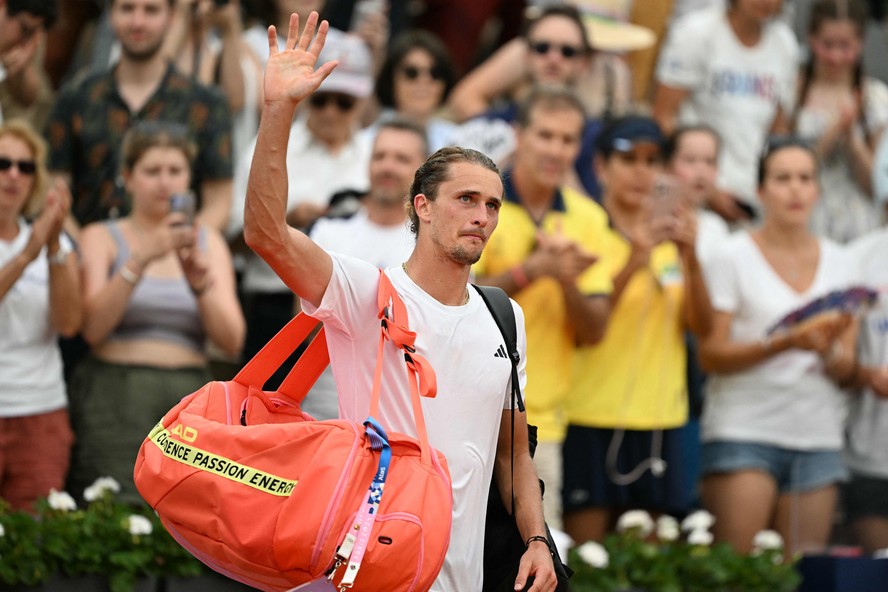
[414,193,432,225]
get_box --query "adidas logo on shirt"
[494,345,508,359]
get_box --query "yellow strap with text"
[148,423,297,497]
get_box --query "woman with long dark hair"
[698,138,858,556]
[791,0,888,243]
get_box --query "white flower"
[656,515,680,542]
[681,510,715,533]
[576,541,609,568]
[752,530,784,551]
[84,476,121,502]
[47,489,77,512]
[0,523,5,537]
[687,529,714,546]
[127,515,153,537]
[616,510,654,538]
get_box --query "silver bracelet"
[119,265,141,285]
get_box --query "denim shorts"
[700,441,847,493]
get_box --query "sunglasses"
[399,64,446,82]
[309,93,358,111]
[0,157,37,175]
[529,41,584,59]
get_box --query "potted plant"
[568,510,801,592]
[36,479,161,592]
[0,500,53,590]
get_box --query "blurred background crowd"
[3,0,888,567]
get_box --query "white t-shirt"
[303,210,416,420]
[229,117,372,293]
[0,219,72,417]
[875,129,888,205]
[701,232,856,449]
[696,207,731,265]
[845,230,888,478]
[657,8,799,207]
[797,78,888,243]
[302,254,527,592]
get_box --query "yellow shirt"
[564,228,688,430]
[474,185,612,442]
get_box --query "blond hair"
[0,119,50,218]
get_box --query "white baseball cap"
[317,29,374,98]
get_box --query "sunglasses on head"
[309,93,358,111]
[399,64,446,82]
[0,157,37,175]
[529,41,583,59]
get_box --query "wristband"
[119,265,141,285]
[48,249,69,266]
[525,535,549,549]
[511,264,530,289]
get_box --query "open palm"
[264,12,338,105]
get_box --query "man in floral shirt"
[45,0,232,231]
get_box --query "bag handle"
[233,312,323,395]
[234,271,439,465]
[277,327,329,401]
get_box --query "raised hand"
[46,179,71,241]
[24,182,70,262]
[264,11,338,106]
[525,227,599,286]
[130,215,195,270]
[669,203,698,257]
[176,225,212,296]
[789,311,852,355]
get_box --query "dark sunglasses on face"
[399,64,446,82]
[529,41,583,59]
[0,157,37,175]
[309,93,358,111]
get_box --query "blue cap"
[596,116,664,156]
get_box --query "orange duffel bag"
[133,273,453,591]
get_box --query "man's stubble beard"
[120,36,166,63]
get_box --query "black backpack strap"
[473,284,524,520]
[472,285,524,412]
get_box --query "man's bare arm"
[242,13,338,308]
[494,409,557,592]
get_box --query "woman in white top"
[654,0,799,222]
[0,119,81,510]
[791,0,888,243]
[844,230,888,553]
[699,138,858,556]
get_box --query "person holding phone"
[562,116,714,544]
[69,121,245,504]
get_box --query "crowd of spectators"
[3,0,888,567]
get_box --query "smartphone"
[650,174,682,222]
[169,191,196,226]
